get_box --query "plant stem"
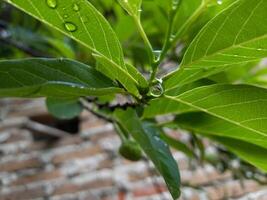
[150,0,208,84]
[133,17,154,65]
[80,98,114,123]
[148,2,183,85]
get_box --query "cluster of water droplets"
[45,0,80,32]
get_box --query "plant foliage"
[1,0,267,198]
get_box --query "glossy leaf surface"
[0,58,122,97]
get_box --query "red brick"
[90,131,115,143]
[0,157,42,172]
[11,170,62,186]
[52,145,102,164]
[0,186,45,200]
[53,178,114,195]
[133,184,167,197]
[97,158,114,170]
[80,118,106,131]
[54,135,83,147]
[2,129,30,144]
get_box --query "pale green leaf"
[143,79,214,118]
[164,0,267,91]
[175,112,267,171]
[175,112,267,149]
[211,136,267,172]
[0,58,123,97]
[166,85,267,150]
[145,84,267,151]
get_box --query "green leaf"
[175,112,267,149]
[143,96,193,118]
[114,108,180,200]
[46,97,83,119]
[164,0,267,91]
[5,0,140,97]
[211,136,267,172]
[163,84,267,149]
[125,63,148,89]
[94,55,144,97]
[172,0,206,38]
[0,58,123,97]
[175,111,267,171]
[143,79,215,118]
[160,132,195,158]
[117,0,142,17]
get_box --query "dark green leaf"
[46,97,83,119]
[5,0,141,97]
[114,108,180,199]
[160,132,195,158]
[0,58,123,97]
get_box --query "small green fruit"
[119,140,142,161]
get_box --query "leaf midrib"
[165,95,267,138]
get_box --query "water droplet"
[46,0,57,9]
[153,50,162,61]
[217,0,223,5]
[170,34,176,42]
[150,81,164,97]
[73,3,80,11]
[172,0,179,10]
[64,22,77,32]
[63,14,69,19]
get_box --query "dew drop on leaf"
[170,34,175,41]
[46,0,57,9]
[150,81,164,97]
[63,14,69,19]
[217,0,223,5]
[73,3,80,11]
[64,22,77,32]
[153,50,162,61]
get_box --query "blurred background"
[0,1,267,199]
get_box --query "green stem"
[133,17,154,65]
[114,123,127,142]
[149,4,181,85]
[151,0,209,84]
